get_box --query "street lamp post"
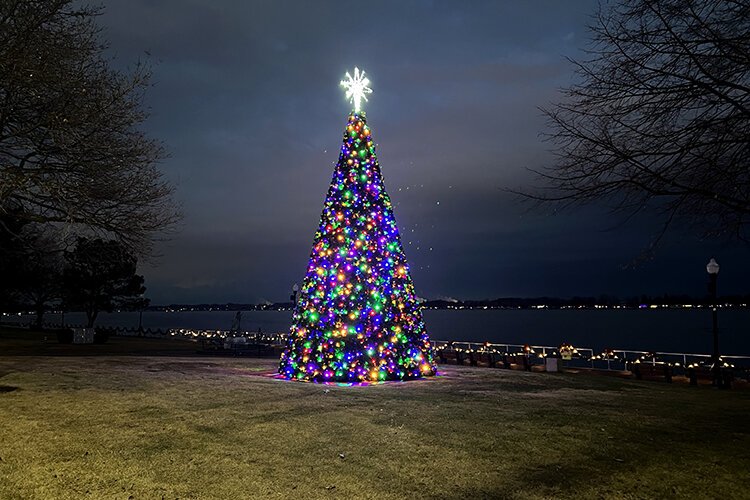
[137,293,146,337]
[706,258,721,388]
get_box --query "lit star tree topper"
[340,67,373,112]
[278,69,436,383]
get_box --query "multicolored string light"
[278,106,436,382]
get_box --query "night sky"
[99,1,750,305]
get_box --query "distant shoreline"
[4,301,750,316]
[90,295,750,313]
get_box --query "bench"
[230,343,275,356]
[630,362,673,382]
[477,352,513,369]
[50,328,74,344]
[509,354,532,371]
[461,351,477,366]
[475,352,506,368]
[438,349,458,364]
[436,349,476,366]
[687,366,733,388]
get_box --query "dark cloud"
[97,0,749,304]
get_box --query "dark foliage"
[0,205,62,323]
[0,205,27,310]
[63,237,147,327]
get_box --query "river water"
[7,308,749,356]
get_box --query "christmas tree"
[279,68,436,383]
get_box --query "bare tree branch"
[521,0,750,250]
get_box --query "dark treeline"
[1,235,148,328]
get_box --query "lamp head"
[706,258,720,275]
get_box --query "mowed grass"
[0,341,749,498]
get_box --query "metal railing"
[429,340,750,373]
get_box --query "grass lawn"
[0,330,749,499]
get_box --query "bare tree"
[0,0,179,255]
[530,0,750,250]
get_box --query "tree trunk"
[86,308,98,328]
[34,301,44,330]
